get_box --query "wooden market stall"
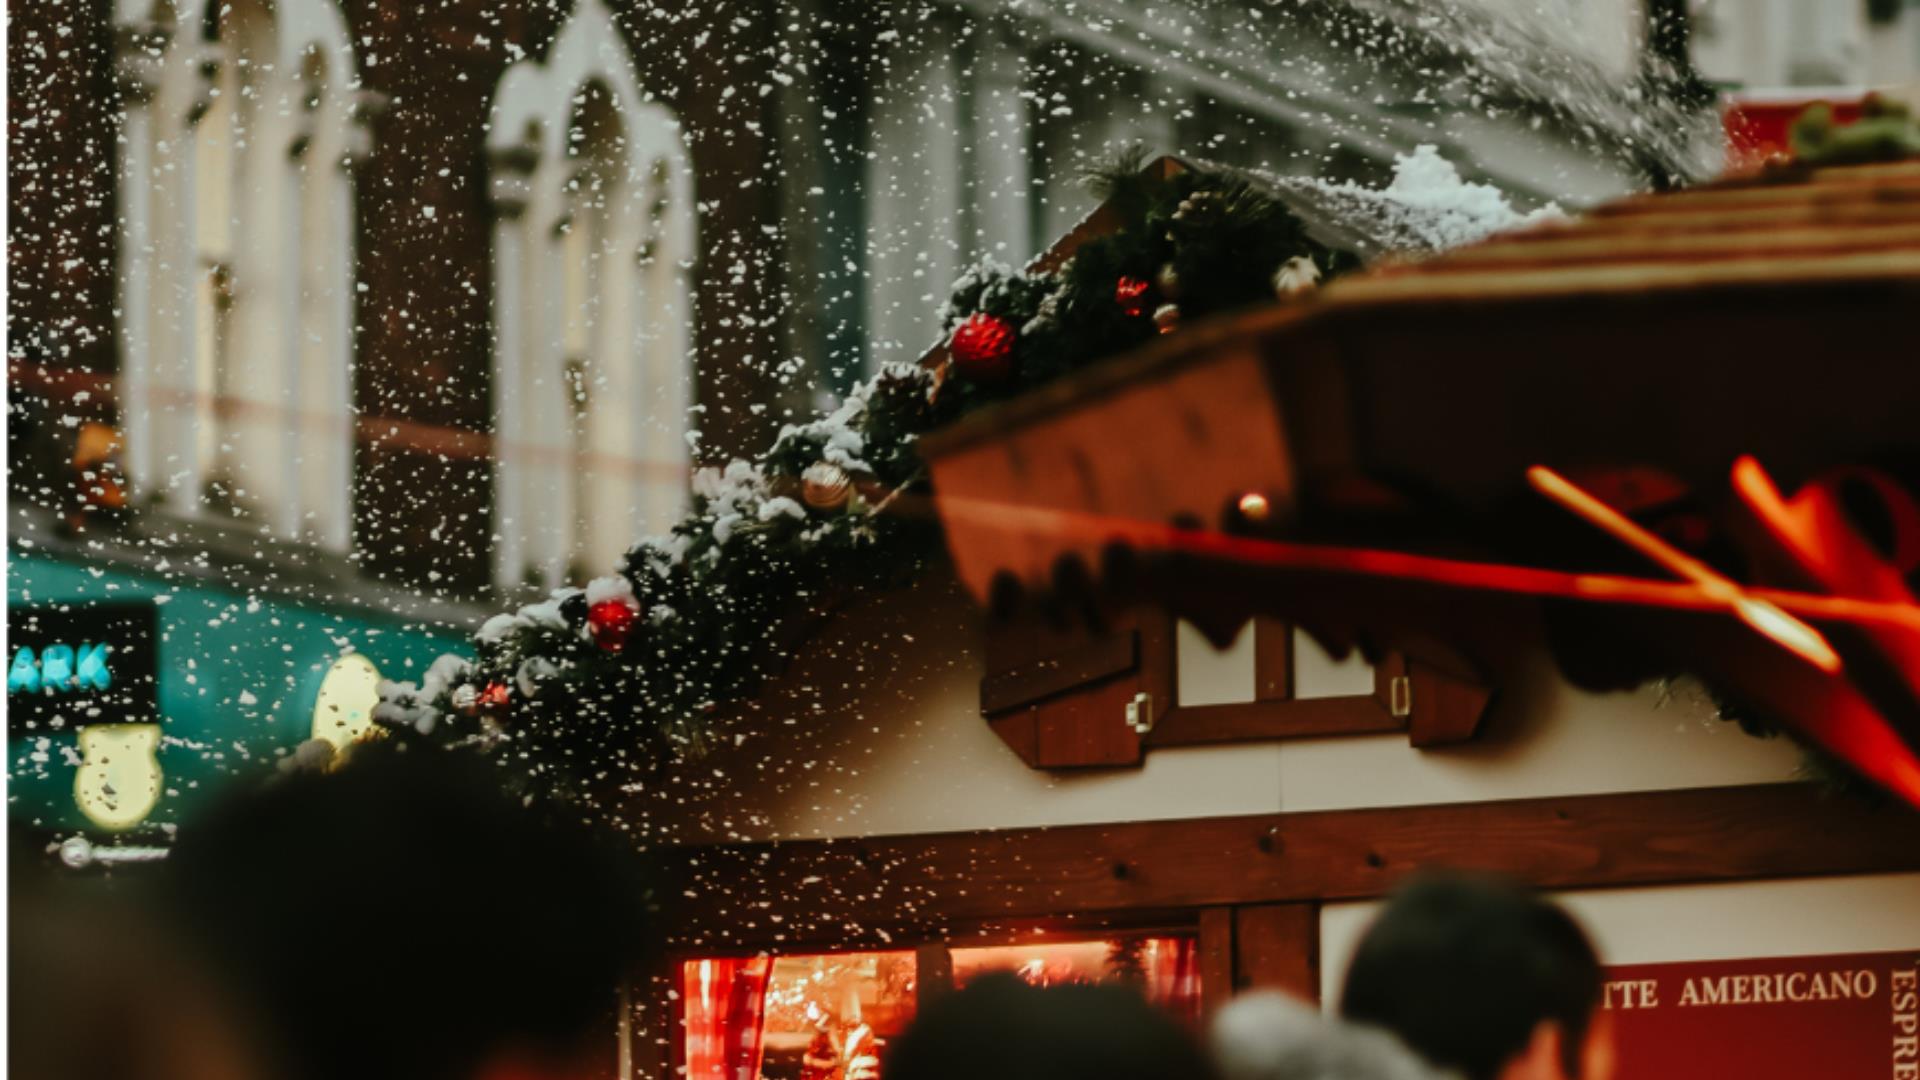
[510,147,1920,1068]
[626,157,1920,1080]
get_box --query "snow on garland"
[374,146,1551,791]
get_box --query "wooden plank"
[1254,618,1293,701]
[916,943,955,1007]
[1197,907,1236,1019]
[980,628,1138,716]
[1233,903,1319,1002]
[1034,681,1142,767]
[986,712,1041,768]
[1148,697,1402,746]
[662,784,1920,950]
[1406,657,1494,747]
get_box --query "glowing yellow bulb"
[74,723,164,831]
[311,654,383,750]
[1237,492,1272,522]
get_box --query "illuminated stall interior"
[680,931,1200,1078]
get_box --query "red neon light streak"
[1528,465,1842,675]
[932,493,1920,636]
[932,466,1920,805]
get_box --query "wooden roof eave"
[915,156,1920,807]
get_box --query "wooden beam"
[1197,907,1236,1018]
[916,943,955,1007]
[1406,657,1495,747]
[980,629,1138,717]
[1232,903,1319,1002]
[661,784,1920,950]
[1253,617,1292,702]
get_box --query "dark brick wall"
[7,0,121,495]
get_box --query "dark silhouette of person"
[1339,872,1614,1080]
[885,972,1218,1080]
[11,821,266,1080]
[157,745,652,1080]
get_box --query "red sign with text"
[1604,950,1919,1079]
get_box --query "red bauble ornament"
[588,599,641,653]
[949,312,1016,383]
[478,681,511,713]
[1115,276,1151,317]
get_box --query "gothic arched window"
[486,0,696,591]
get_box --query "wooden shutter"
[979,609,1173,768]
[982,612,1491,768]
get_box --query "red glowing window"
[679,933,1199,1079]
[682,951,915,1080]
[951,935,1201,1023]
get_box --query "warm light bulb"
[311,653,384,750]
[74,723,163,831]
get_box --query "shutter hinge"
[1390,675,1412,718]
[1126,691,1155,735]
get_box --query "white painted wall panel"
[1320,873,1920,1004]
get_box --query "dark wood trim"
[662,784,1920,951]
[1149,613,1408,746]
[1253,617,1292,701]
[980,629,1138,716]
[1371,651,1406,713]
[916,942,955,1007]
[986,713,1042,768]
[1232,903,1320,1001]
[1406,656,1495,746]
[658,912,1205,964]
[1197,907,1235,1018]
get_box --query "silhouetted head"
[11,827,264,1080]
[886,973,1217,1080]
[161,744,650,1080]
[1339,873,1609,1080]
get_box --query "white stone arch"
[486,0,696,591]
[113,0,364,550]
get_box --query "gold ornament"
[802,462,853,511]
[1153,303,1182,334]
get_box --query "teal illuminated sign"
[6,602,158,728]
[8,555,472,835]
[8,643,114,694]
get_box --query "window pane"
[952,935,1200,1023]
[681,936,1199,1078]
[683,950,915,1080]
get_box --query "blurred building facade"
[1690,0,1920,89]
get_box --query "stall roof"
[918,156,1920,807]
[1334,159,1920,302]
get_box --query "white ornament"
[450,683,480,716]
[1272,256,1322,297]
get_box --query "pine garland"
[374,152,1358,791]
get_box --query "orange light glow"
[929,491,1920,636]
[927,486,1920,808]
[1528,465,1841,675]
